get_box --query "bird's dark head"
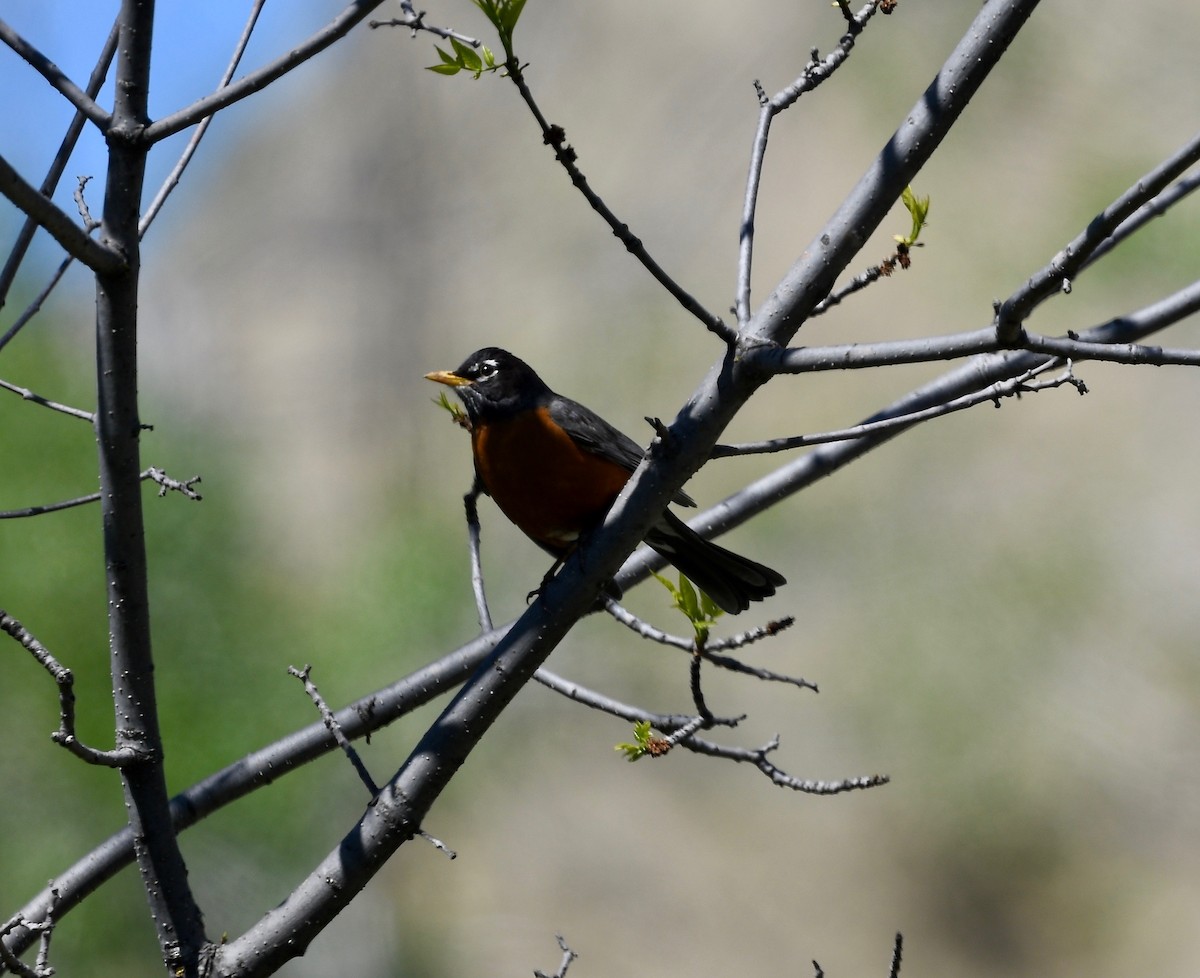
[424,347,550,421]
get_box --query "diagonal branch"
[0,18,111,130]
[0,16,119,317]
[714,359,1084,457]
[501,60,732,341]
[209,8,1044,970]
[139,0,269,235]
[143,0,392,143]
[0,375,94,422]
[996,127,1200,340]
[0,153,125,275]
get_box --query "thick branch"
[95,4,207,975]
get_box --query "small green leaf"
[895,185,931,246]
[434,45,458,65]
[614,720,654,761]
[698,589,722,621]
[427,62,462,76]
[499,0,527,36]
[677,575,701,621]
[655,571,722,643]
[451,37,483,72]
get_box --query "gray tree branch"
[0,18,111,129]
[92,4,208,975]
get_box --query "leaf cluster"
[426,0,526,76]
[428,37,499,78]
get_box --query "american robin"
[425,348,784,614]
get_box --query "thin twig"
[0,152,124,275]
[810,241,922,317]
[0,467,202,520]
[144,467,203,500]
[369,0,485,46]
[0,18,111,129]
[533,934,578,978]
[289,665,380,796]
[0,611,136,767]
[995,127,1200,341]
[0,911,54,978]
[889,932,904,978]
[503,60,732,342]
[714,358,1081,457]
[688,645,714,723]
[0,254,77,354]
[0,16,118,317]
[603,600,813,689]
[533,667,880,793]
[0,376,95,422]
[144,0,394,143]
[737,2,884,327]
[140,0,268,236]
[700,644,817,693]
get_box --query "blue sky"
[1,2,350,255]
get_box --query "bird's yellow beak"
[424,370,470,388]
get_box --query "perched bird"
[425,348,784,614]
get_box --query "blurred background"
[2,1,1199,975]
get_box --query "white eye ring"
[476,359,499,380]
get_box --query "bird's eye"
[475,359,499,380]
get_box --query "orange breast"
[472,407,632,554]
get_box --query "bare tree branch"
[996,127,1200,340]
[737,1,885,327]
[500,60,733,341]
[0,18,111,129]
[3,627,503,964]
[748,305,1200,375]
[0,375,94,422]
[714,358,1085,457]
[0,468,201,521]
[142,0,393,144]
[0,611,137,767]
[139,0,268,235]
[288,664,380,796]
[369,0,487,47]
[0,16,119,318]
[92,4,208,972]
[463,482,494,631]
[533,934,578,978]
[0,152,125,275]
